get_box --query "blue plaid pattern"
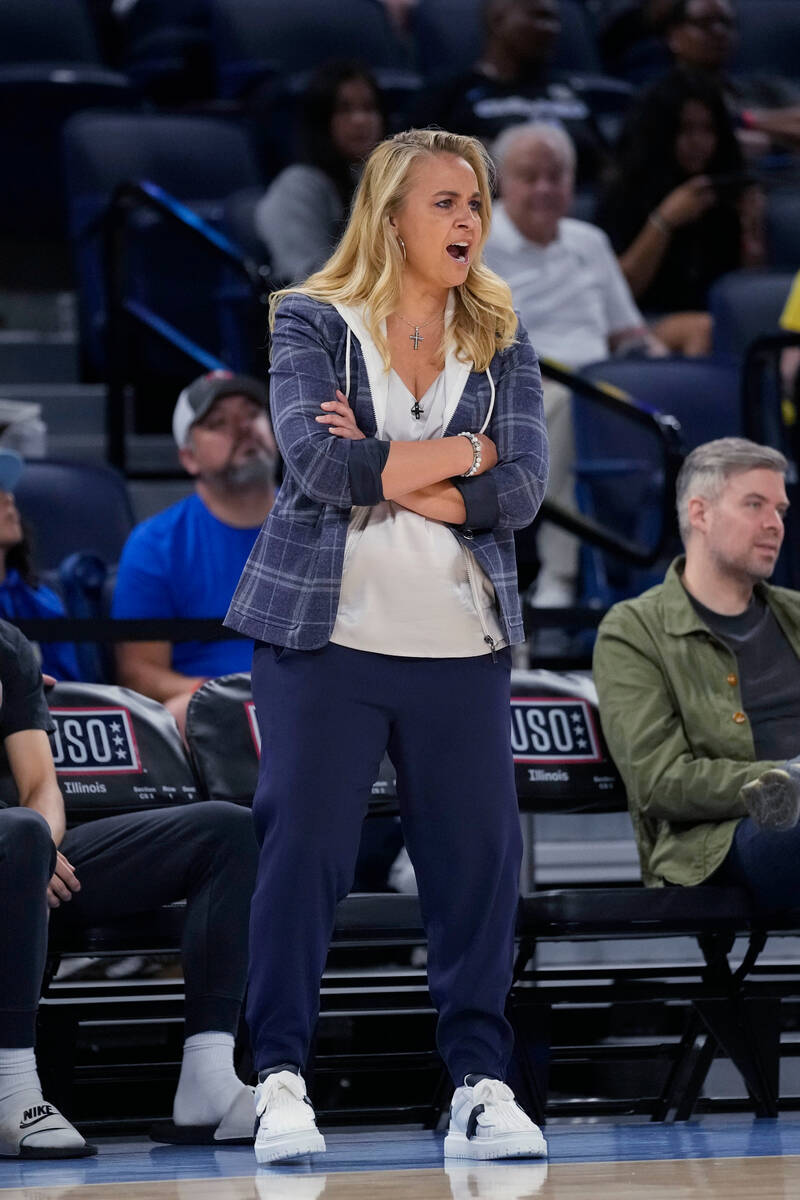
[225,294,549,649]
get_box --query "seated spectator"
[484,121,663,607]
[486,122,660,368]
[596,69,765,355]
[0,619,258,1157]
[653,0,800,156]
[0,451,78,682]
[254,61,385,284]
[413,0,607,183]
[594,437,800,911]
[113,371,276,733]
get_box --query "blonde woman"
[226,129,549,1166]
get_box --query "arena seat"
[503,669,780,1124]
[62,111,263,381]
[709,270,796,363]
[0,0,100,66]
[34,680,204,1124]
[411,0,483,79]
[186,674,402,895]
[117,0,214,105]
[730,1,800,85]
[580,356,742,449]
[209,0,414,99]
[223,186,271,264]
[0,67,137,242]
[14,459,135,572]
[39,680,200,823]
[570,357,739,605]
[185,672,398,813]
[29,670,794,1125]
[551,0,603,75]
[766,190,800,271]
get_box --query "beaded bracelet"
[458,431,482,478]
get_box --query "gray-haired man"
[594,437,800,910]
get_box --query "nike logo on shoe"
[20,1105,57,1129]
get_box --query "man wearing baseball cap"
[113,371,276,733]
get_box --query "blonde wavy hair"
[268,129,518,372]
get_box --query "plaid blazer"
[225,293,549,649]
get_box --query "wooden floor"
[4,1123,800,1200]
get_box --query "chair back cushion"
[186,672,397,809]
[510,669,626,813]
[46,681,199,822]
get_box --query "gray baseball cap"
[172,371,268,448]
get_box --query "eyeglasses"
[683,14,736,31]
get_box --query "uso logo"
[245,701,261,756]
[510,697,601,764]
[50,707,142,774]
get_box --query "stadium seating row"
[2,0,798,93]
[39,670,796,1125]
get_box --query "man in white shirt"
[484,121,662,605]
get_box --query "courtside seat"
[39,681,201,959]
[40,676,195,998]
[186,672,398,813]
[35,680,205,1124]
[518,885,753,937]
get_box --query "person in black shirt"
[0,621,258,1158]
[414,0,607,183]
[596,69,764,354]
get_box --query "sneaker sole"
[255,1129,326,1164]
[444,1130,548,1160]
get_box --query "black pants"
[0,802,258,1048]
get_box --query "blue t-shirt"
[112,493,261,678]
[0,570,80,681]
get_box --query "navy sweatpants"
[247,640,522,1086]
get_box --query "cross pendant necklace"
[395,308,445,352]
[410,399,424,420]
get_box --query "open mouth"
[446,242,470,264]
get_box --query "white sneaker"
[254,1070,326,1165]
[444,1078,547,1161]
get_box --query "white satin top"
[329,300,506,658]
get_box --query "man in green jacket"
[593,437,800,908]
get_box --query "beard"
[212,448,276,491]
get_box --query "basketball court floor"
[3,1117,800,1199]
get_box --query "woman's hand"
[316,390,365,440]
[657,176,716,229]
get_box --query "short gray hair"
[676,437,788,542]
[492,121,577,178]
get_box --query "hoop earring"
[397,236,406,261]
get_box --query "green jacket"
[593,558,800,886]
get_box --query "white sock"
[172,1032,248,1127]
[0,1048,85,1152]
[0,1048,41,1106]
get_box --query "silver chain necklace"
[394,310,444,352]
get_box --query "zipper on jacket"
[463,545,498,662]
